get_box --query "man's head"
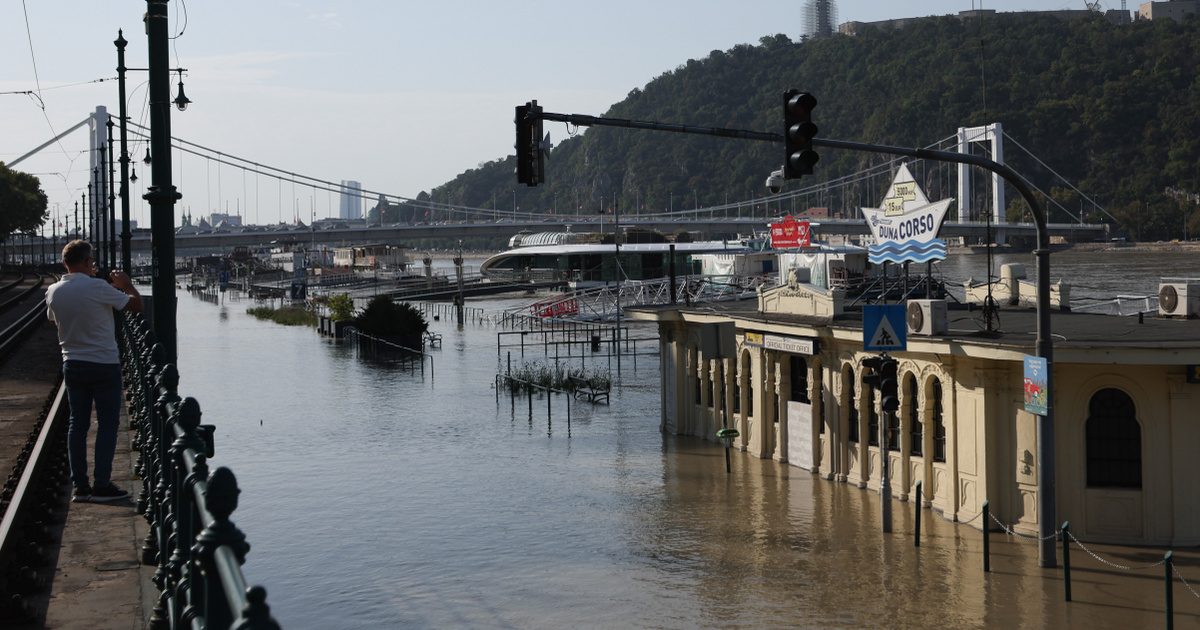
[62,240,96,275]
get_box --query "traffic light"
[880,357,899,412]
[861,356,883,389]
[515,100,544,187]
[783,89,819,179]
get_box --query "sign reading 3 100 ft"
[861,163,954,265]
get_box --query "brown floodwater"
[174,250,1200,629]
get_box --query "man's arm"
[108,271,144,313]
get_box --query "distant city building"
[803,0,838,39]
[1138,0,1199,21]
[339,180,363,220]
[208,212,243,228]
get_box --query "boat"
[479,229,754,289]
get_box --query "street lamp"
[173,69,191,111]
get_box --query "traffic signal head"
[515,100,545,187]
[861,356,883,389]
[880,358,899,412]
[783,89,819,179]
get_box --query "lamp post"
[145,0,183,364]
[107,118,118,268]
[115,30,133,272]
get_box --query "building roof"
[627,300,1200,362]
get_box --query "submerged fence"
[118,312,280,629]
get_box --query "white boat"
[480,230,753,288]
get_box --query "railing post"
[1165,550,1174,630]
[982,500,990,573]
[914,480,922,548]
[193,467,250,629]
[1061,521,1072,602]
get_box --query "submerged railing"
[118,312,281,629]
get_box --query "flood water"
[173,249,1200,629]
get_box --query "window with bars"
[847,369,859,443]
[790,355,810,404]
[887,401,900,452]
[907,374,922,456]
[866,385,879,447]
[932,378,946,463]
[1086,388,1141,489]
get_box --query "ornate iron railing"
[118,311,281,629]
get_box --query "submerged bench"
[569,376,610,404]
[423,331,443,348]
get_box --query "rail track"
[0,267,70,625]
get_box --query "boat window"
[1086,388,1141,489]
[932,379,946,463]
[907,374,922,456]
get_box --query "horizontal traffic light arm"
[538,111,780,143]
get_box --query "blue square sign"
[863,304,907,352]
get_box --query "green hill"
[409,13,1200,242]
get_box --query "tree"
[0,162,48,237]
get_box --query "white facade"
[339,180,363,220]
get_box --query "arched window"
[907,374,922,456]
[932,378,946,463]
[866,381,879,446]
[790,355,810,404]
[846,366,859,443]
[1086,388,1141,488]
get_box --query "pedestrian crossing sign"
[863,304,907,352]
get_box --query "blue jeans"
[63,361,123,488]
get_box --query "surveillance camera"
[765,169,785,195]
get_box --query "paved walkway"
[42,408,152,629]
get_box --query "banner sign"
[744,332,816,355]
[1023,356,1048,416]
[769,216,811,249]
[861,164,952,265]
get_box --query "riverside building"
[627,274,1200,546]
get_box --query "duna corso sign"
[860,164,954,264]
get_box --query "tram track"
[0,268,71,625]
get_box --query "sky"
[1,1,1103,228]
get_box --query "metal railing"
[118,312,281,629]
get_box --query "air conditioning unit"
[907,299,948,336]
[1158,282,1200,318]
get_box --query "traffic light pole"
[523,104,1056,567]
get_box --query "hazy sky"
[1,1,1102,226]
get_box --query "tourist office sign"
[861,163,954,265]
[769,215,812,249]
[744,331,817,355]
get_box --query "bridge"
[106,216,1104,255]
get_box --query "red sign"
[769,216,811,249]
[531,298,579,318]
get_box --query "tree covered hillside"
[412,13,1200,241]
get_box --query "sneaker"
[89,483,129,503]
[72,484,92,503]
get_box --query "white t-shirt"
[46,273,131,364]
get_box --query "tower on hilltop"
[803,0,838,39]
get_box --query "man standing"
[46,240,142,503]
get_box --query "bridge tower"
[88,106,110,251]
[956,123,1006,245]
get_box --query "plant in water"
[246,304,316,326]
[327,293,355,322]
[499,361,611,394]
[354,295,428,338]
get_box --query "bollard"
[1165,550,1174,630]
[1062,521,1072,602]
[982,500,990,573]
[914,480,922,548]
